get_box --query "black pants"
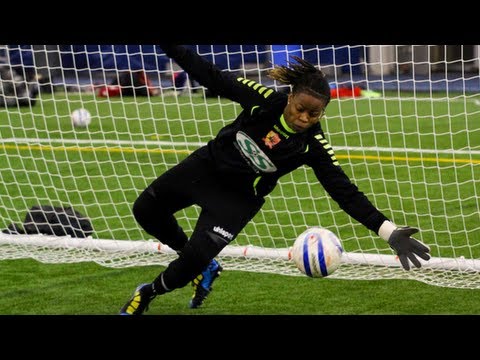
[133,148,264,292]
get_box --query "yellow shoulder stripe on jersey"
[263,89,274,98]
[314,133,340,166]
[314,134,328,144]
[237,77,274,98]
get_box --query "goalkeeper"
[120,44,431,315]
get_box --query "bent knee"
[132,189,162,225]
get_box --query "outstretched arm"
[307,135,430,270]
[321,166,431,270]
[160,44,273,108]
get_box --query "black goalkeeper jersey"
[162,45,388,234]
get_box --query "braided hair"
[268,56,331,105]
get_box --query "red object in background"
[97,85,122,97]
[330,86,362,98]
[138,71,158,96]
[96,70,159,97]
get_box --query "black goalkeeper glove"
[387,227,430,270]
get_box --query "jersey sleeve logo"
[236,131,277,173]
[262,130,281,149]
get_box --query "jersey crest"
[262,130,281,149]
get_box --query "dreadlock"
[268,55,331,105]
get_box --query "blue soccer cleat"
[189,259,223,309]
[120,283,156,315]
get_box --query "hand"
[387,227,430,270]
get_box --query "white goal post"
[0,45,479,289]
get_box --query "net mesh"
[0,45,479,288]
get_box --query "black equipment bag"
[3,205,94,238]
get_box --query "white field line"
[367,96,480,105]
[0,138,206,148]
[1,137,480,156]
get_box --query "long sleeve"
[306,132,389,234]
[160,44,274,109]
[318,166,389,234]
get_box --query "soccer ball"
[71,108,91,127]
[291,227,344,278]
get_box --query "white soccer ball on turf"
[71,108,91,127]
[291,227,344,277]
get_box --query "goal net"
[1,45,479,289]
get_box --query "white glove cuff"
[379,220,397,241]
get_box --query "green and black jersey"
[162,45,388,234]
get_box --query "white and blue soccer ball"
[291,227,344,277]
[71,108,91,127]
